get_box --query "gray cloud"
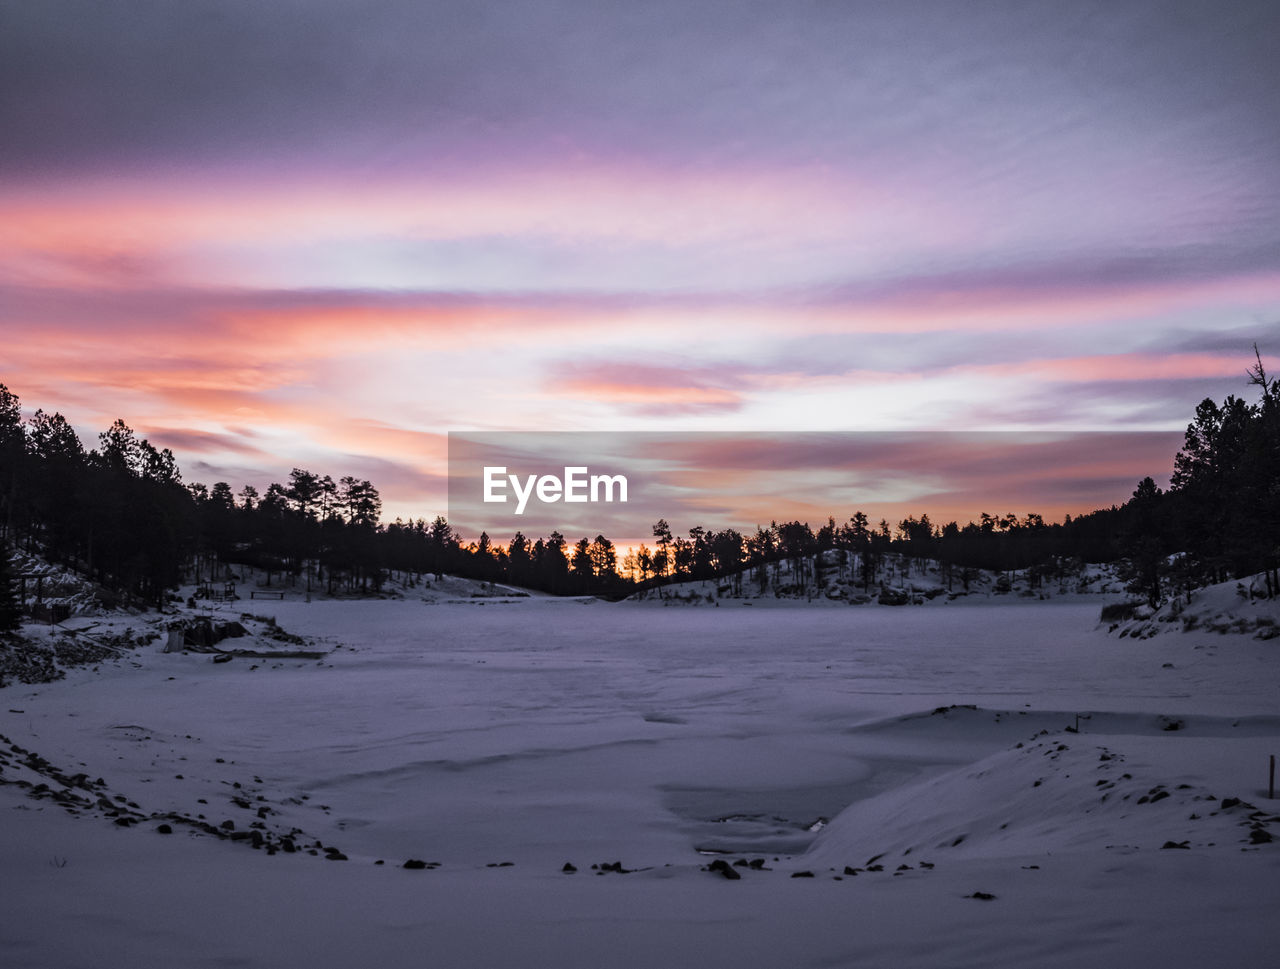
[1158,324,1280,357]
[4,0,1278,183]
[963,377,1251,429]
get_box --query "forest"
[1,349,1276,619]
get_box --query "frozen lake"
[3,597,1277,968]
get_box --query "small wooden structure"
[17,572,45,609]
[16,573,71,623]
[195,582,237,602]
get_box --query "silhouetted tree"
[571,537,594,590]
[590,535,618,585]
[1119,477,1166,607]
[507,531,531,586]
[0,384,24,541]
[651,519,672,584]
[0,542,20,633]
[542,531,569,592]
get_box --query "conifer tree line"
[1115,347,1280,605]
[0,348,1275,616]
[0,382,631,605]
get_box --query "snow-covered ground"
[2,598,1277,968]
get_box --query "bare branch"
[1247,342,1271,395]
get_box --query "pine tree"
[1120,477,1166,608]
[0,543,21,634]
[571,537,594,590]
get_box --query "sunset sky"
[3,1,1278,541]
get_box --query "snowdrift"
[806,705,1278,871]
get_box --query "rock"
[790,870,815,878]
[1160,841,1190,849]
[562,862,577,873]
[967,891,997,900]
[1248,828,1273,844]
[156,824,173,834]
[705,859,740,880]
[403,859,428,869]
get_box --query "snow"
[1111,573,1280,640]
[2,597,1277,968]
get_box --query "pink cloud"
[550,363,745,414]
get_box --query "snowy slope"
[629,552,1126,606]
[1110,572,1280,640]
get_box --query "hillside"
[629,549,1126,606]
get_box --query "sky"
[2,0,1278,542]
